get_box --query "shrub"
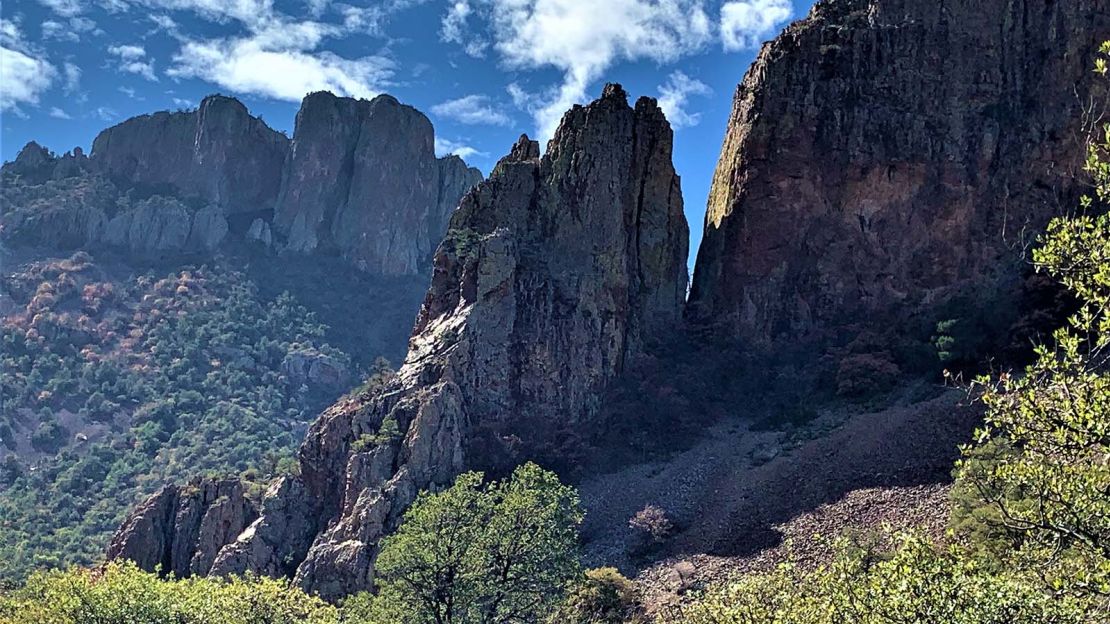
[629,504,674,552]
[550,567,643,624]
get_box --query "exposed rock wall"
[107,84,689,600]
[6,92,481,277]
[688,0,1110,345]
[106,478,256,578]
[274,92,483,275]
[91,95,289,216]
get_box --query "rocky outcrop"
[105,198,229,253]
[91,95,289,216]
[5,92,480,277]
[273,92,483,275]
[109,84,689,599]
[688,0,1110,346]
[106,478,256,578]
[1,142,91,184]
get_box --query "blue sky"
[1,0,815,259]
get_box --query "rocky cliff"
[91,95,289,217]
[274,92,482,275]
[107,84,689,599]
[3,93,480,275]
[688,0,1110,346]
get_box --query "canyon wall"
[688,0,1110,346]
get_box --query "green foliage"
[0,261,359,581]
[351,416,403,453]
[361,463,584,624]
[0,560,337,624]
[671,534,1093,624]
[953,47,1110,599]
[549,567,643,624]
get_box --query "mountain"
[91,0,1110,612]
[2,92,481,276]
[107,84,690,600]
[0,92,479,580]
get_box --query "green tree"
[365,463,583,624]
[955,41,1110,599]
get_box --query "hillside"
[1,0,1109,621]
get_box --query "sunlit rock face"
[688,0,1110,345]
[273,92,483,275]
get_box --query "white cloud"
[656,70,711,128]
[42,20,78,42]
[720,0,791,51]
[432,94,511,126]
[0,20,57,114]
[172,96,195,108]
[119,86,137,97]
[95,106,118,120]
[49,106,72,119]
[39,0,84,17]
[108,43,146,60]
[435,136,485,160]
[63,61,82,93]
[168,35,393,101]
[442,0,712,141]
[108,43,158,80]
[46,16,98,41]
[441,1,487,57]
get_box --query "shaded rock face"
[109,85,689,600]
[6,92,481,277]
[91,95,289,216]
[106,478,256,578]
[0,175,228,254]
[274,92,483,275]
[688,0,1110,346]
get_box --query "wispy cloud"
[38,0,84,18]
[108,43,158,80]
[656,70,711,128]
[49,106,72,119]
[440,0,712,141]
[169,35,393,101]
[41,17,96,42]
[1,19,57,114]
[432,94,511,126]
[720,0,791,51]
[435,136,485,160]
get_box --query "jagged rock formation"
[273,92,483,274]
[688,0,1110,345]
[106,478,256,578]
[108,84,689,599]
[3,93,481,276]
[91,95,288,216]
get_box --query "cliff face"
[107,84,689,599]
[5,93,480,276]
[688,0,1110,345]
[91,95,289,216]
[274,92,483,275]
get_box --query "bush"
[550,567,643,624]
[30,417,66,453]
[0,561,337,624]
[671,534,1096,624]
[629,504,674,550]
[834,352,901,398]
